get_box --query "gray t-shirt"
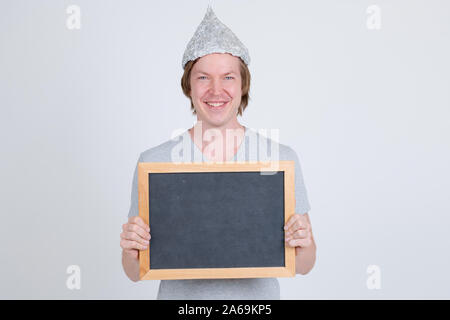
[127,126,311,299]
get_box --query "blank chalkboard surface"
[138,161,296,280]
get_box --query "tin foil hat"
[181,5,251,69]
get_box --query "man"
[120,6,316,299]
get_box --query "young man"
[120,6,316,299]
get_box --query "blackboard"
[138,161,296,280]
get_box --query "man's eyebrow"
[195,71,237,75]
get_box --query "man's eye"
[198,76,208,80]
[225,76,234,80]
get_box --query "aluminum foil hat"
[181,5,251,69]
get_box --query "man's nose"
[209,78,222,95]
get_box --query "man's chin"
[196,116,232,129]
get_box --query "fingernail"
[284,226,287,230]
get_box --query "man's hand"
[120,216,151,260]
[284,213,312,249]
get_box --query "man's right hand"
[120,216,151,260]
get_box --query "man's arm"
[294,213,316,274]
[122,250,140,282]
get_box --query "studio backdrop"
[1,0,449,299]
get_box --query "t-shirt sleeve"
[290,147,311,214]
[127,153,143,218]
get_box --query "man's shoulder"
[139,131,186,162]
[246,127,296,159]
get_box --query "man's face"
[190,53,242,128]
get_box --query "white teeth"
[206,102,226,107]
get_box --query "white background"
[1,0,449,299]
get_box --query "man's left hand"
[284,213,312,249]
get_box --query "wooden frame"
[138,160,296,280]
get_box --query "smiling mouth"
[203,101,229,110]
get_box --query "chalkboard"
[138,161,296,280]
